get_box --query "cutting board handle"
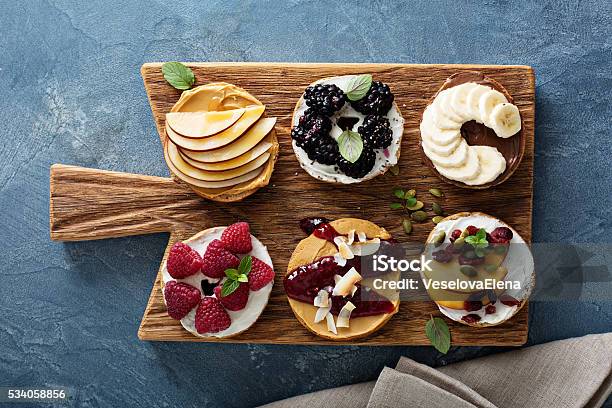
[50,164,194,241]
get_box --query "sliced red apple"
[166,108,245,138]
[167,141,270,181]
[164,142,264,188]
[181,117,276,163]
[166,105,265,151]
[179,138,272,171]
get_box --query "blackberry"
[304,84,346,116]
[350,81,394,115]
[337,147,376,179]
[306,136,341,165]
[291,109,332,150]
[358,115,393,148]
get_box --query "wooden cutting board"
[50,62,534,345]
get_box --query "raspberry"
[249,257,275,291]
[499,294,521,307]
[485,304,497,314]
[201,239,240,278]
[466,225,479,236]
[214,283,249,311]
[194,297,231,334]
[164,281,201,320]
[458,254,485,266]
[449,229,462,242]
[432,249,453,263]
[461,314,481,324]
[166,242,203,279]
[221,222,253,254]
[489,227,513,244]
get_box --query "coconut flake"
[350,238,380,256]
[357,231,367,242]
[334,236,354,259]
[326,313,337,334]
[314,290,329,308]
[314,298,332,323]
[346,230,356,245]
[336,301,356,328]
[333,253,347,267]
[334,274,342,285]
[332,268,362,297]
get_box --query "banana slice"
[166,109,245,138]
[489,103,522,138]
[421,105,462,146]
[431,99,462,130]
[434,146,481,183]
[464,146,506,185]
[478,89,508,128]
[421,130,461,156]
[437,89,464,123]
[466,85,491,123]
[423,138,469,168]
[450,83,480,121]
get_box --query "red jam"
[499,294,521,307]
[312,222,340,241]
[299,217,330,235]
[461,314,481,324]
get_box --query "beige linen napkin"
[260,333,612,408]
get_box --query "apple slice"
[179,138,272,171]
[166,109,245,138]
[167,141,270,181]
[166,105,265,151]
[164,142,264,188]
[182,118,276,163]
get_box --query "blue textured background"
[1,1,611,407]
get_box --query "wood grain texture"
[51,62,534,345]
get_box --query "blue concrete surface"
[0,1,610,407]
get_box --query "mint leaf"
[337,130,363,163]
[221,279,240,297]
[237,274,248,283]
[393,188,405,199]
[476,228,486,240]
[425,316,451,354]
[238,255,252,276]
[162,62,195,90]
[390,203,404,210]
[465,228,488,249]
[345,74,372,101]
[224,269,239,280]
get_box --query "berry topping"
[485,304,497,314]
[166,242,204,279]
[450,229,462,243]
[164,281,201,320]
[358,115,393,149]
[214,283,249,311]
[466,225,480,236]
[458,254,485,266]
[461,314,481,324]
[489,227,513,244]
[463,300,483,312]
[304,84,347,116]
[249,257,275,291]
[432,248,453,263]
[299,217,330,235]
[350,81,394,115]
[336,146,376,179]
[201,239,240,278]
[221,222,253,254]
[499,294,521,307]
[194,297,231,334]
[291,109,333,151]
